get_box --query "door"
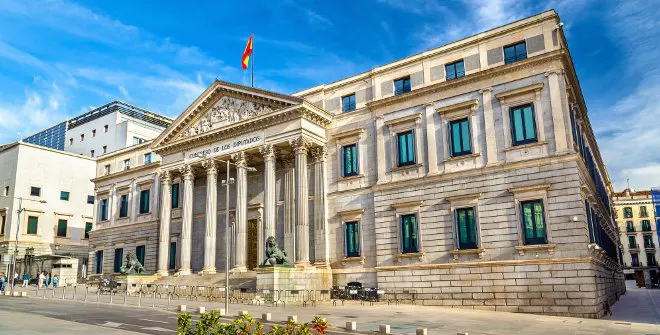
[247,219,258,270]
[635,270,645,287]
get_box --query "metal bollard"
[110,290,114,304]
[346,321,357,331]
[84,286,88,302]
[138,291,142,307]
[36,284,40,297]
[416,329,428,335]
[152,291,156,308]
[96,288,101,303]
[168,293,171,307]
[379,325,391,334]
[124,289,128,305]
[72,285,76,301]
[62,286,66,300]
[51,288,55,298]
[262,313,271,321]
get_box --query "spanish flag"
[242,34,253,70]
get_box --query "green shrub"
[176,311,329,335]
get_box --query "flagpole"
[251,33,254,87]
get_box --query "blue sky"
[0,0,658,190]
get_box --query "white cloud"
[306,10,333,28]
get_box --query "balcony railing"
[642,225,652,232]
[629,243,638,249]
[649,260,658,266]
[627,227,636,233]
[644,243,656,249]
[631,261,641,267]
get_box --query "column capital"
[289,136,310,155]
[311,145,328,162]
[201,159,217,175]
[544,70,563,77]
[231,151,247,168]
[280,154,295,168]
[158,170,171,183]
[479,87,493,94]
[179,164,195,180]
[259,143,278,160]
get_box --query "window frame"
[26,216,39,235]
[56,219,68,238]
[84,222,93,239]
[136,245,146,266]
[139,189,150,214]
[344,221,361,258]
[119,194,129,218]
[95,250,104,274]
[448,117,473,157]
[60,191,70,201]
[509,103,538,146]
[400,213,420,254]
[144,153,153,165]
[341,93,357,113]
[495,83,546,151]
[642,220,652,231]
[623,207,633,218]
[113,248,123,273]
[445,59,465,81]
[87,195,95,205]
[99,198,109,221]
[503,41,527,64]
[394,76,411,96]
[510,184,553,251]
[341,143,359,177]
[454,207,478,250]
[171,183,180,209]
[628,235,637,249]
[396,129,416,167]
[30,186,41,197]
[519,199,548,245]
[169,241,177,270]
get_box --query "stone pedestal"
[115,275,160,294]
[256,266,332,293]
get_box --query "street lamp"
[219,159,256,314]
[0,195,47,296]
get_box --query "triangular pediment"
[151,80,303,150]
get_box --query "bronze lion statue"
[120,251,145,274]
[263,236,291,266]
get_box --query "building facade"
[613,189,659,286]
[0,142,96,277]
[88,10,623,318]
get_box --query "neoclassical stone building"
[88,10,623,317]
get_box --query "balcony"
[629,243,638,250]
[644,243,655,249]
[649,260,658,267]
[627,227,636,233]
[631,261,642,267]
[642,225,652,232]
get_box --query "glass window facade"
[445,60,465,80]
[341,144,358,177]
[22,121,67,150]
[139,190,150,214]
[449,118,472,157]
[504,41,527,64]
[394,77,411,95]
[396,130,416,166]
[510,104,537,146]
[56,219,67,237]
[400,214,419,254]
[520,200,547,245]
[342,94,356,113]
[344,221,360,257]
[455,207,477,250]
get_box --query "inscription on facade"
[185,131,265,162]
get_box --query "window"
[99,198,109,221]
[628,235,637,249]
[631,253,639,266]
[400,214,419,253]
[455,207,477,250]
[449,118,472,157]
[520,200,547,245]
[626,221,635,232]
[644,235,654,248]
[642,220,652,231]
[84,222,93,239]
[27,216,38,235]
[171,183,180,209]
[103,165,111,175]
[87,195,95,204]
[504,41,527,64]
[60,191,70,201]
[3,186,8,196]
[510,104,537,146]
[136,245,145,266]
[169,242,176,270]
[56,219,67,237]
[102,146,107,154]
[123,159,131,170]
[341,94,356,113]
[623,207,633,218]
[114,248,123,273]
[119,194,129,218]
[139,189,150,214]
[1,214,6,235]
[92,129,96,137]
[394,76,411,95]
[133,137,146,145]
[640,206,648,217]
[95,250,104,274]
[103,125,108,133]
[396,130,416,166]
[445,60,465,80]
[80,134,84,141]
[90,150,95,157]
[648,253,658,266]
[344,221,360,257]
[30,187,41,197]
[341,144,359,177]
[144,153,153,165]
[69,138,73,146]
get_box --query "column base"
[175,269,192,276]
[313,261,330,269]
[155,269,169,276]
[231,266,248,273]
[198,267,217,275]
[295,260,312,268]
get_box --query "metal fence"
[25,281,417,308]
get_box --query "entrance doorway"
[634,270,645,288]
[247,219,258,270]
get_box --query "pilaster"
[546,71,569,154]
[312,145,330,268]
[480,87,499,165]
[424,103,439,175]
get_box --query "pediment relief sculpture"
[179,96,275,139]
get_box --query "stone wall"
[88,222,158,275]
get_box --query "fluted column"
[282,155,296,261]
[290,136,310,266]
[312,146,330,268]
[231,152,248,272]
[178,165,194,276]
[201,159,218,274]
[157,171,171,276]
[260,144,277,242]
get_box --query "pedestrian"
[52,274,59,288]
[38,271,45,288]
[13,272,18,288]
[45,273,51,287]
[22,273,30,287]
[0,272,5,292]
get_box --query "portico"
[150,81,333,277]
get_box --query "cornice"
[92,162,160,183]
[435,99,479,115]
[494,82,544,102]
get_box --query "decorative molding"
[508,183,551,194]
[231,151,247,168]
[336,209,365,217]
[395,252,424,262]
[435,99,479,115]
[391,200,424,210]
[514,243,556,256]
[331,128,364,140]
[384,113,422,127]
[502,140,548,152]
[159,170,171,183]
[341,256,366,265]
[311,145,328,162]
[289,136,310,155]
[449,248,485,260]
[495,82,544,104]
[446,193,482,202]
[179,164,195,179]
[201,159,217,174]
[259,143,277,159]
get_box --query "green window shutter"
[169,242,176,270]
[136,245,145,265]
[342,144,359,177]
[27,216,38,235]
[171,183,179,209]
[85,222,92,239]
[56,219,67,237]
[449,118,472,157]
[521,200,546,245]
[119,194,128,218]
[510,104,537,146]
[401,214,419,253]
[456,208,477,249]
[140,190,150,214]
[397,130,416,166]
[114,248,123,273]
[345,221,360,257]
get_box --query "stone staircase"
[151,271,257,289]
